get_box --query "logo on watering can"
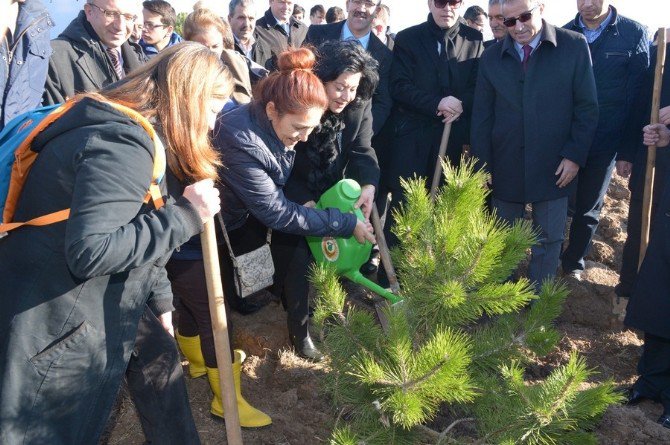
[321,237,340,262]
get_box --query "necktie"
[521,44,532,72]
[106,47,124,79]
[346,36,362,47]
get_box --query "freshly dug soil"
[103,175,670,444]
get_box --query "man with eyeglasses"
[471,0,599,287]
[304,0,392,136]
[139,0,182,58]
[560,1,648,284]
[378,0,483,263]
[43,0,146,104]
[484,0,507,48]
[253,0,308,71]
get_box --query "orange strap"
[0,209,70,236]
[1,98,166,236]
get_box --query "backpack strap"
[0,98,166,237]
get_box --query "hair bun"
[277,47,317,72]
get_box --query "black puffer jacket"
[214,103,357,236]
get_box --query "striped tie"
[106,47,124,79]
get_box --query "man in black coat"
[303,0,392,136]
[380,0,482,252]
[625,122,670,429]
[253,0,308,71]
[615,43,670,298]
[470,0,598,287]
[561,1,649,280]
[43,0,146,104]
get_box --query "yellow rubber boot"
[175,331,207,378]
[206,350,272,428]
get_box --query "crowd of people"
[0,0,668,443]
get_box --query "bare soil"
[103,174,670,445]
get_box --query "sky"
[46,0,668,41]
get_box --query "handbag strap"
[216,213,272,265]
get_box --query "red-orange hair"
[253,47,328,116]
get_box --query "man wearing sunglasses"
[43,0,146,104]
[379,0,483,259]
[561,1,649,282]
[471,0,598,287]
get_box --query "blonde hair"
[183,8,235,50]
[91,42,233,181]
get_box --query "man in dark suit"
[561,1,649,280]
[304,0,392,136]
[253,0,308,71]
[484,0,507,48]
[380,0,483,253]
[372,3,394,50]
[43,0,146,104]
[471,0,599,287]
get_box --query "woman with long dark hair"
[273,40,380,360]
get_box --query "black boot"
[291,332,324,362]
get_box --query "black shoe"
[234,298,268,316]
[657,413,670,429]
[360,259,378,275]
[626,388,654,406]
[292,334,324,362]
[614,283,631,299]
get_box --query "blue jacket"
[214,103,358,236]
[139,32,182,58]
[0,0,53,130]
[564,7,649,158]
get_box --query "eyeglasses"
[143,22,167,31]
[433,0,463,9]
[503,5,538,27]
[350,0,379,9]
[88,2,138,23]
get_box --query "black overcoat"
[303,21,393,136]
[625,182,670,340]
[383,16,482,190]
[470,22,599,203]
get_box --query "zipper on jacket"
[7,12,50,64]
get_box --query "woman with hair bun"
[272,40,380,351]
[174,49,375,406]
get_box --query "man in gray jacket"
[43,0,145,104]
[471,0,598,287]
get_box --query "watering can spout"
[344,271,402,305]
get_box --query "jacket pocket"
[605,51,631,58]
[30,321,101,372]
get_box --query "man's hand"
[659,105,670,126]
[437,96,463,124]
[555,158,579,188]
[354,184,375,220]
[158,311,174,337]
[353,219,375,244]
[643,123,670,148]
[615,160,633,178]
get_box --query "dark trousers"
[126,307,200,444]
[634,333,670,413]
[270,230,313,341]
[562,154,616,272]
[166,259,232,367]
[493,197,568,287]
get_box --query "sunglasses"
[434,0,463,9]
[503,5,538,27]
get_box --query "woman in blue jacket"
[171,49,375,412]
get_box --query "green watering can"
[307,179,402,304]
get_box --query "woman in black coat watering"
[274,40,381,359]
[0,43,228,444]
